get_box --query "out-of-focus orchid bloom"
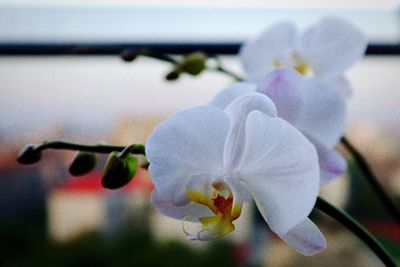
[146,93,326,256]
[240,17,367,96]
[211,71,347,184]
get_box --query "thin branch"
[38,141,146,155]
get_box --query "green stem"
[315,197,397,267]
[208,66,244,81]
[142,51,178,65]
[341,137,400,223]
[209,56,244,81]
[38,141,146,155]
[140,51,245,82]
[117,144,144,159]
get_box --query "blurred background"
[0,0,399,266]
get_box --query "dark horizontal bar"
[0,43,399,56]
[0,43,240,56]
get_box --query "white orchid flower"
[240,17,367,96]
[146,93,326,256]
[211,70,347,184]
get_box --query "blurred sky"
[0,0,398,8]
[0,1,399,43]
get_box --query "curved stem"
[315,197,397,267]
[38,141,146,155]
[209,56,244,81]
[208,66,244,81]
[117,144,144,159]
[341,136,400,223]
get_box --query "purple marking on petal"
[321,161,345,176]
[256,68,304,124]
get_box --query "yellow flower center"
[186,182,242,240]
[274,53,311,76]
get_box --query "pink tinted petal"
[151,190,213,222]
[312,139,347,184]
[240,22,299,83]
[279,218,326,256]
[257,68,305,123]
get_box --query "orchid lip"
[184,179,242,241]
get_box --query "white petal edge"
[295,77,347,148]
[238,110,320,234]
[299,17,367,77]
[223,93,277,172]
[331,75,353,98]
[151,190,213,222]
[279,218,326,256]
[240,22,299,83]
[311,139,347,184]
[146,106,229,204]
[256,68,305,124]
[209,82,256,110]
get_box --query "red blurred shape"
[55,168,154,194]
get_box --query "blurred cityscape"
[1,111,400,266]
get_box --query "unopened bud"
[69,151,97,176]
[165,70,180,81]
[102,152,138,189]
[179,52,207,76]
[121,48,140,62]
[17,144,41,165]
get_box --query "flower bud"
[121,48,140,62]
[17,144,41,165]
[102,152,138,189]
[68,151,97,176]
[179,52,207,75]
[165,70,180,81]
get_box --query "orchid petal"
[223,93,277,172]
[257,68,305,123]
[209,82,256,110]
[238,110,319,235]
[185,173,216,211]
[223,175,244,220]
[332,75,353,98]
[299,17,367,77]
[295,78,346,148]
[279,218,326,256]
[240,22,299,83]
[146,106,229,204]
[151,190,213,222]
[311,139,347,184]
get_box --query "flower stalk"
[315,197,397,267]
[37,141,146,155]
[341,137,400,223]
[122,49,244,82]
[17,141,146,166]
